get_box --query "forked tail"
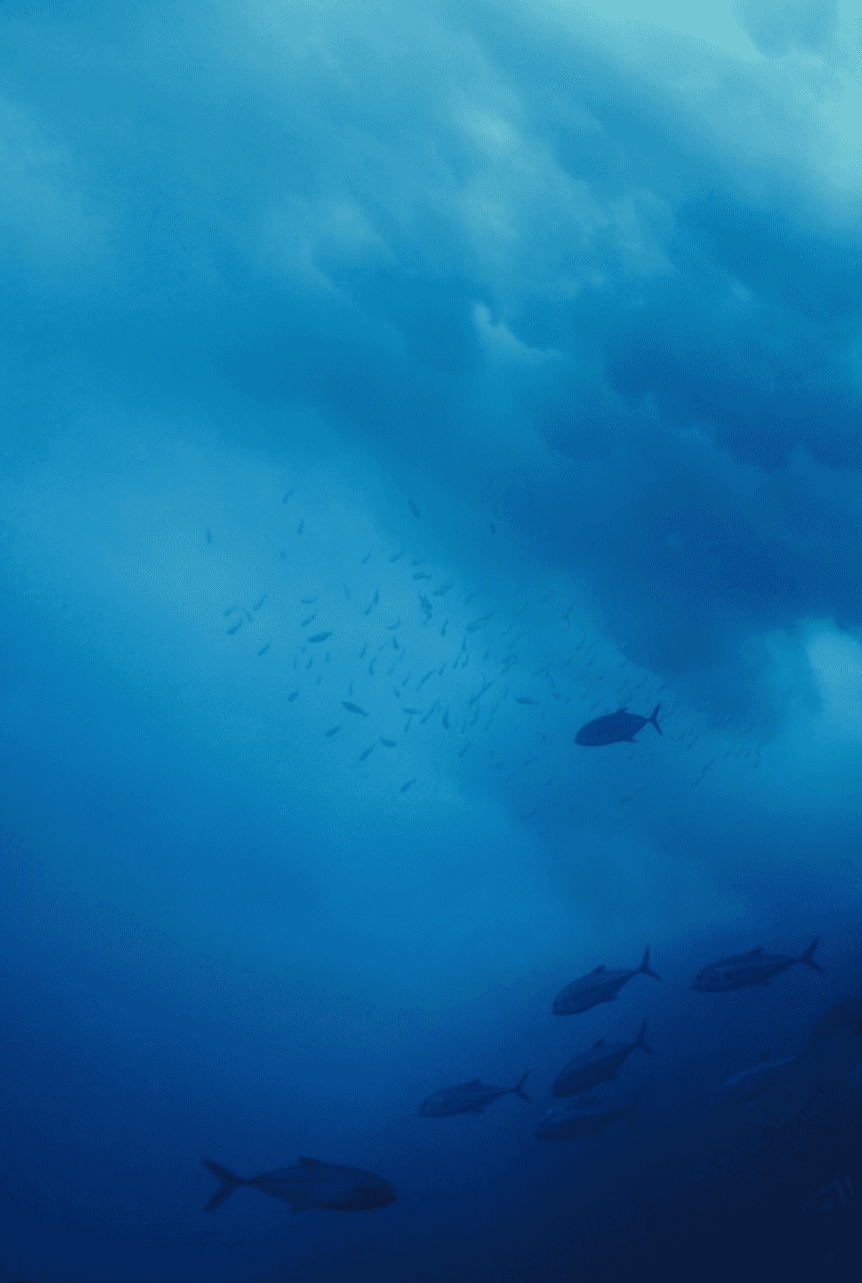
[798,938,823,974]
[510,1071,531,1102]
[634,1019,654,1056]
[203,1160,245,1211]
[648,704,662,735]
[639,947,662,981]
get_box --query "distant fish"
[711,1049,808,1107]
[466,613,492,633]
[552,1021,653,1097]
[465,590,479,605]
[226,620,243,635]
[458,741,471,757]
[296,520,304,534]
[203,1157,396,1213]
[389,551,405,563]
[417,1072,530,1117]
[325,726,341,737]
[282,490,295,504]
[440,620,448,637]
[411,553,426,566]
[287,690,299,702]
[301,595,319,604]
[361,547,373,563]
[386,619,401,630]
[400,779,416,793]
[468,681,493,706]
[408,498,421,518]
[343,583,351,599]
[253,594,267,611]
[206,528,212,543]
[417,670,435,689]
[515,696,539,705]
[258,644,271,656]
[302,613,317,626]
[223,604,239,617]
[380,738,396,748]
[402,707,421,716]
[432,584,452,597]
[575,705,661,747]
[359,745,375,762]
[418,594,432,621]
[693,940,822,993]
[360,642,368,659]
[369,657,376,675]
[554,948,662,1016]
[536,1095,639,1141]
[412,571,431,581]
[308,632,332,644]
[442,708,450,729]
[342,701,368,717]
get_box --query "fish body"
[711,1051,807,1106]
[418,1072,529,1117]
[257,644,271,656]
[552,1021,653,1097]
[325,726,341,737]
[204,1157,396,1213]
[302,613,317,626]
[287,690,299,702]
[554,948,661,1016]
[380,738,396,748]
[515,696,539,705]
[253,594,267,611]
[433,584,452,597]
[342,701,368,717]
[693,939,822,992]
[412,572,431,581]
[226,620,243,635]
[536,1094,639,1140]
[408,498,421,518]
[308,632,332,644]
[576,705,661,746]
[359,746,375,762]
[466,613,492,633]
[400,779,416,793]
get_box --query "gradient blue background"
[2,1,862,1279]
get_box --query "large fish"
[203,1156,396,1213]
[417,1072,530,1117]
[552,1020,654,1097]
[536,1094,639,1140]
[710,1049,808,1107]
[575,705,661,746]
[553,948,662,1016]
[692,939,822,992]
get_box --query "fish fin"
[593,1039,605,1049]
[759,1048,772,1062]
[590,965,606,974]
[799,938,823,973]
[624,1094,640,1129]
[203,1161,244,1211]
[639,947,662,981]
[635,1020,654,1055]
[648,703,661,735]
[746,946,765,956]
[616,707,628,714]
[510,1071,531,1102]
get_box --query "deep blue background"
[2,2,862,1279]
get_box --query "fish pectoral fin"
[590,966,606,974]
[747,946,765,955]
[463,1078,482,1086]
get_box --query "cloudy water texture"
[3,0,862,1279]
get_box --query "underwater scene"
[2,2,862,1280]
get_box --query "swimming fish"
[693,940,822,992]
[302,613,317,626]
[342,701,368,717]
[515,696,539,705]
[308,632,332,644]
[466,614,493,633]
[412,571,431,581]
[389,551,404,563]
[433,584,452,597]
[226,620,243,635]
[554,948,662,1016]
[296,520,304,534]
[552,1021,653,1097]
[253,594,267,611]
[203,1157,396,1213]
[575,705,661,746]
[710,1049,808,1106]
[287,690,299,702]
[417,1072,530,1117]
[380,738,397,748]
[325,726,341,737]
[535,1094,639,1141]
[257,644,271,656]
[408,498,421,518]
[223,604,239,616]
[400,779,416,792]
[359,745,375,762]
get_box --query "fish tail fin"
[639,946,662,981]
[203,1161,244,1211]
[648,703,662,735]
[511,1071,531,1102]
[799,938,823,973]
[635,1019,654,1056]
[624,1093,640,1129]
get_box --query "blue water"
[2,2,862,1279]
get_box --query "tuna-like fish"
[204,1157,396,1213]
[692,939,822,992]
[408,498,421,518]
[575,705,661,746]
[380,738,396,748]
[308,632,332,644]
[554,948,662,1016]
[710,1049,807,1106]
[342,701,368,717]
[515,696,539,705]
[418,1072,530,1117]
[552,1020,653,1097]
[536,1094,639,1140]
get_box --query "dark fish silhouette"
[223,604,239,616]
[253,594,267,611]
[400,779,416,792]
[302,613,317,626]
[433,584,452,596]
[515,696,539,705]
[258,644,271,656]
[204,1157,396,1213]
[282,490,294,503]
[408,498,421,518]
[553,1021,653,1097]
[710,1048,807,1107]
[287,690,299,702]
[389,551,404,563]
[325,726,341,737]
[554,948,662,1015]
[342,701,368,717]
[466,613,492,632]
[308,632,332,644]
[418,1072,529,1116]
[359,746,375,762]
[296,520,304,534]
[536,1094,639,1140]
[575,705,661,746]
[380,738,396,748]
[226,620,243,635]
[693,940,822,992]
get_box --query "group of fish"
[203,933,860,1218]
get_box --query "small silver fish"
[308,632,332,644]
[342,701,368,717]
[418,1073,529,1117]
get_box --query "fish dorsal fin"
[464,1078,482,1086]
[299,1157,323,1168]
[590,965,606,974]
[616,707,628,714]
[593,1039,605,1049]
[747,946,765,956]
[759,1049,772,1062]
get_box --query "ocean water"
[2,2,862,1280]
